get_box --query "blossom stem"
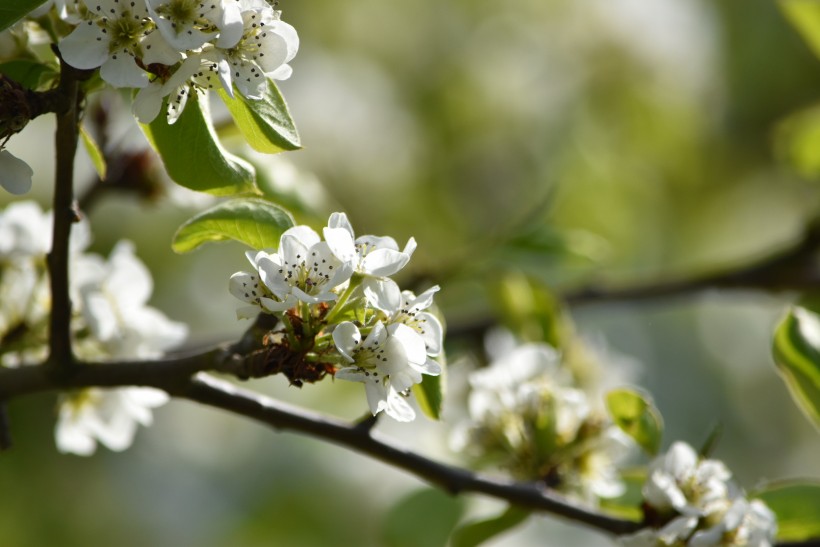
[323,277,361,325]
[47,57,86,371]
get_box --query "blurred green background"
[4,0,820,544]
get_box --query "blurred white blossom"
[619,441,777,546]
[55,387,169,455]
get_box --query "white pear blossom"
[252,225,354,309]
[133,52,225,123]
[689,497,777,547]
[453,333,630,501]
[72,240,188,359]
[333,320,440,421]
[203,0,298,99]
[146,0,243,52]
[229,250,285,319]
[0,149,34,195]
[59,0,154,88]
[55,387,169,455]
[621,441,778,546]
[644,442,732,518]
[365,278,444,357]
[324,211,417,279]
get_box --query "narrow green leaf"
[772,306,820,429]
[381,489,465,547]
[0,60,56,90]
[79,124,106,181]
[141,96,256,195]
[412,362,444,420]
[0,0,47,33]
[218,79,300,154]
[451,506,530,547]
[754,480,820,541]
[780,0,820,59]
[172,198,294,253]
[606,388,663,455]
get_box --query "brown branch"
[565,222,820,305]
[46,57,87,373]
[0,344,817,544]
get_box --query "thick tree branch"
[0,343,816,544]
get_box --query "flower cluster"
[229,212,442,422]
[451,331,631,504]
[0,200,187,455]
[620,442,777,546]
[52,0,298,123]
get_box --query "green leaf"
[780,0,820,59]
[172,198,294,253]
[381,488,465,547]
[772,306,820,429]
[79,124,106,181]
[775,103,820,179]
[141,95,256,195]
[754,480,820,541]
[450,506,530,547]
[219,79,300,154]
[412,364,444,420]
[0,0,47,33]
[606,388,663,455]
[0,60,56,90]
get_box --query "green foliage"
[172,198,294,253]
[450,506,530,547]
[412,368,444,420]
[780,0,820,59]
[0,60,55,90]
[772,306,820,430]
[381,488,465,547]
[141,96,256,196]
[79,125,106,181]
[218,79,301,154]
[0,0,46,32]
[754,480,820,541]
[776,104,820,179]
[606,388,663,456]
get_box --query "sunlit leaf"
[606,388,663,455]
[79,124,106,181]
[775,103,820,179]
[780,0,820,59]
[0,0,47,33]
[753,480,820,541]
[450,506,530,547]
[381,488,465,547]
[413,364,444,420]
[141,95,256,195]
[772,306,820,429]
[219,79,300,154]
[172,198,294,253]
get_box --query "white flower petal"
[0,150,34,195]
[59,23,110,70]
[333,322,361,362]
[100,51,148,88]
